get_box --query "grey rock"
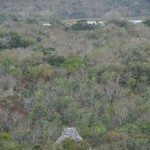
[56,127,82,144]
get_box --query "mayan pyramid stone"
[56,127,82,144]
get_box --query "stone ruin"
[56,127,82,144]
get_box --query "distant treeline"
[0,0,150,19]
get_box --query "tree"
[56,138,89,150]
[71,20,96,31]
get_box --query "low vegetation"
[71,20,96,31]
[0,31,33,49]
[0,19,150,150]
[1,0,150,19]
[143,19,150,26]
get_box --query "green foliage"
[33,45,55,55]
[0,31,33,49]
[0,53,16,74]
[33,145,42,150]
[81,123,107,145]
[56,138,89,150]
[42,47,55,55]
[0,18,150,150]
[100,113,113,129]
[71,20,96,31]
[22,62,53,80]
[141,122,150,135]
[0,133,21,150]
[31,104,47,120]
[4,142,21,150]
[63,56,83,72]
[126,137,149,150]
[9,65,22,77]
[0,133,12,141]
[46,55,66,67]
[8,32,33,48]
[0,123,9,132]
[143,19,150,26]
